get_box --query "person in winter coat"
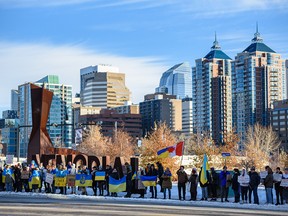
[199,167,211,201]
[232,168,240,203]
[239,168,250,204]
[219,166,230,202]
[264,167,274,204]
[137,168,146,198]
[189,168,198,201]
[147,164,158,199]
[162,167,172,199]
[156,162,164,193]
[274,167,283,205]
[249,166,260,204]
[4,166,14,192]
[209,167,218,201]
[125,162,133,198]
[176,165,188,200]
[282,168,288,204]
[91,166,98,196]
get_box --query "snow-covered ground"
[1,184,287,212]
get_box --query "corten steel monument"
[27,84,54,163]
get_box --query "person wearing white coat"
[239,168,250,204]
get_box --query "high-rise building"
[80,64,130,108]
[140,93,182,136]
[0,110,19,156]
[182,97,193,136]
[232,27,286,146]
[271,99,288,152]
[156,62,192,99]
[79,109,142,138]
[18,75,72,157]
[192,35,232,144]
[11,89,18,111]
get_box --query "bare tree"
[77,125,108,157]
[77,125,135,163]
[106,129,135,163]
[241,123,281,170]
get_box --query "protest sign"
[280,179,288,187]
[55,177,67,187]
[67,175,76,187]
[238,175,250,184]
[6,155,14,164]
[45,173,54,185]
[260,171,267,179]
[273,173,282,182]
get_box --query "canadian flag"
[168,141,184,157]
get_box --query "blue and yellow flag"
[29,170,41,189]
[75,174,92,187]
[95,171,106,181]
[2,168,15,183]
[200,154,210,185]
[140,176,157,187]
[109,176,126,193]
[131,172,137,180]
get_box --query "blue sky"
[0,0,288,116]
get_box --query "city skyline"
[1,0,288,116]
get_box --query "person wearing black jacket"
[148,164,158,198]
[210,167,218,201]
[156,162,164,193]
[14,164,22,192]
[232,168,240,203]
[105,165,113,196]
[125,162,133,198]
[91,166,98,196]
[249,166,260,204]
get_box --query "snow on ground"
[1,184,287,212]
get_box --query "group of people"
[1,160,288,206]
[182,165,288,205]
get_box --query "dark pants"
[233,189,240,202]
[150,186,157,198]
[92,181,97,195]
[190,184,197,200]
[178,183,186,200]
[210,183,217,199]
[221,186,229,201]
[248,186,252,203]
[241,186,248,202]
[163,188,171,199]
[159,178,163,192]
[275,186,283,204]
[251,187,259,204]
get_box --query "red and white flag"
[169,141,184,157]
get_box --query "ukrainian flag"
[200,154,210,185]
[2,168,14,183]
[140,176,157,187]
[95,171,106,181]
[109,176,126,193]
[29,170,41,189]
[75,174,92,187]
[131,172,137,180]
[157,146,175,158]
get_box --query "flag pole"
[180,141,185,166]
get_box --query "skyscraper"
[18,75,72,157]
[156,62,192,99]
[80,64,130,108]
[11,89,18,111]
[232,27,286,147]
[182,97,193,136]
[192,35,232,144]
[140,93,182,136]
